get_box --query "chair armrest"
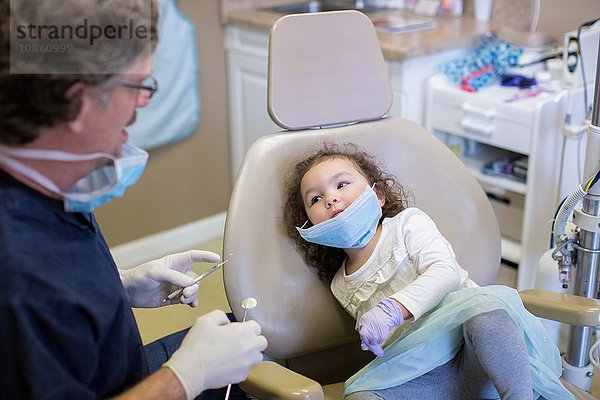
[560,377,600,400]
[240,361,325,400]
[520,289,600,326]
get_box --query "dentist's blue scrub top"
[0,170,148,399]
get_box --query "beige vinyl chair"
[222,11,599,400]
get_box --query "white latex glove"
[118,250,220,308]
[163,310,268,400]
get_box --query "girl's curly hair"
[283,142,412,281]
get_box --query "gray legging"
[346,309,533,400]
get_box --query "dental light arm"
[559,37,600,294]
[535,36,600,390]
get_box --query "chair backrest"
[223,11,501,383]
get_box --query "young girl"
[283,143,572,400]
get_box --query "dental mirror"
[225,297,258,400]
[240,297,258,322]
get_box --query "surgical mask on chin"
[0,143,148,213]
[296,184,382,249]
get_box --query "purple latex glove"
[358,298,404,357]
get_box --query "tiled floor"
[133,242,600,397]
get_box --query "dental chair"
[222,11,598,400]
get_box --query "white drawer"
[429,101,531,155]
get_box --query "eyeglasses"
[115,75,159,99]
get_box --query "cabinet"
[225,27,280,183]
[225,25,469,181]
[426,73,587,290]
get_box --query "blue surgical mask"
[296,184,382,248]
[0,143,148,213]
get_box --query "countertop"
[223,6,494,61]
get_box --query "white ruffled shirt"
[331,207,477,334]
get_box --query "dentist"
[0,0,266,399]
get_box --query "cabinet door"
[226,39,280,181]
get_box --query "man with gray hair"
[0,0,267,398]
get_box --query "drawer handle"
[460,118,494,136]
[486,192,511,205]
[461,103,496,119]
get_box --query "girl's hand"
[358,298,405,356]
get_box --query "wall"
[486,0,600,40]
[95,0,231,247]
[536,0,600,40]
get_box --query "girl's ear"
[375,185,386,207]
[65,82,92,134]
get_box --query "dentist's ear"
[64,82,92,134]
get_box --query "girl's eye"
[310,195,322,205]
[337,181,348,189]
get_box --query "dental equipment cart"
[426,73,590,291]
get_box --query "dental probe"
[162,257,230,304]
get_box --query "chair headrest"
[267,11,393,130]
